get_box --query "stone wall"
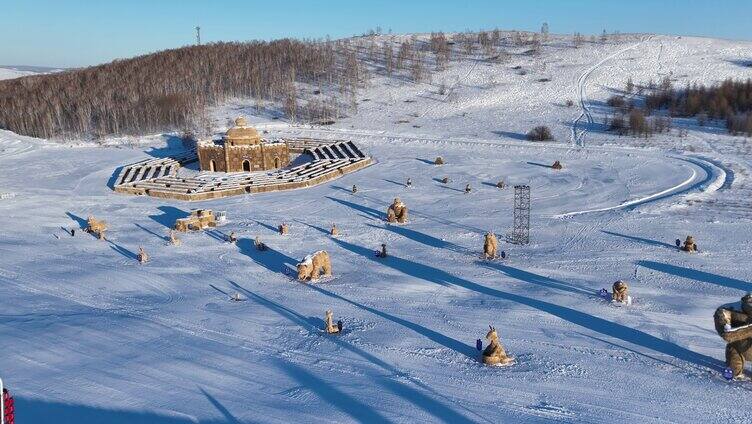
[197,145,227,172]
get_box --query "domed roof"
[224,116,261,145]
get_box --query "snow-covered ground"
[2,34,752,423]
[0,66,36,80]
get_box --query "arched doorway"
[242,160,251,172]
[274,157,280,168]
[209,160,216,172]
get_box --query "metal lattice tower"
[196,26,201,45]
[512,185,530,245]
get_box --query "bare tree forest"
[0,39,365,139]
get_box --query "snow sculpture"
[434,156,444,165]
[137,246,149,264]
[483,232,499,259]
[611,280,631,305]
[254,236,267,251]
[482,326,513,365]
[386,198,408,223]
[279,223,289,235]
[681,236,697,252]
[169,230,181,245]
[552,160,563,170]
[174,209,216,232]
[330,224,339,236]
[714,293,752,380]
[296,250,332,281]
[325,309,340,334]
[86,216,107,240]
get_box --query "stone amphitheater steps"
[114,140,371,201]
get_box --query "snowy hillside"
[2,33,752,423]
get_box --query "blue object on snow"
[723,368,734,381]
[599,288,609,299]
[476,339,482,351]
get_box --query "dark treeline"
[0,39,363,139]
[607,77,752,138]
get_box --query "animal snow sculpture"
[611,280,631,305]
[330,224,340,237]
[86,216,107,240]
[137,247,149,264]
[279,223,289,235]
[483,232,499,259]
[376,243,388,258]
[297,250,332,281]
[169,230,181,246]
[552,160,563,170]
[681,236,697,252]
[434,156,444,165]
[254,236,267,251]
[482,326,513,365]
[386,198,408,224]
[714,293,752,380]
[325,310,341,334]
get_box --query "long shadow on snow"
[601,230,676,250]
[135,223,169,242]
[327,193,485,235]
[200,388,244,424]
[478,261,593,296]
[325,236,720,370]
[368,223,468,254]
[233,284,476,424]
[236,237,298,275]
[149,206,189,229]
[14,397,226,424]
[65,212,88,229]
[637,260,752,292]
[108,241,138,261]
[274,359,393,424]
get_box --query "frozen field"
[1,34,752,423]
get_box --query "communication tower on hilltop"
[196,26,201,45]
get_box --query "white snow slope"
[2,34,752,423]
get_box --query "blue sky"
[1,0,751,68]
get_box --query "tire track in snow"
[571,37,652,147]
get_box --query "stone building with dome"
[197,117,291,173]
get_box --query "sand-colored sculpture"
[174,209,216,232]
[297,250,332,281]
[228,231,238,244]
[481,326,513,366]
[714,294,752,379]
[325,310,341,334]
[255,236,267,251]
[465,183,472,194]
[169,230,181,246]
[137,247,149,264]
[434,156,444,165]
[552,160,563,170]
[681,236,697,252]
[330,224,340,237]
[386,198,408,223]
[612,280,631,304]
[279,223,289,235]
[483,232,499,260]
[86,216,107,240]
